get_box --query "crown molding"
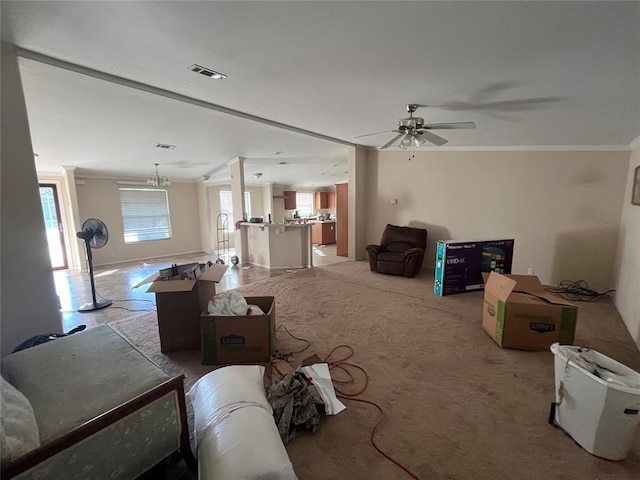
[400,145,632,152]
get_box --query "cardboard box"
[434,238,515,296]
[201,296,275,364]
[134,263,228,353]
[482,272,578,350]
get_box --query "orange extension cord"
[276,325,421,479]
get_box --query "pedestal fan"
[76,218,112,312]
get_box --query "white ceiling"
[2,1,639,187]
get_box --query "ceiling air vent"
[188,64,227,80]
[155,143,177,150]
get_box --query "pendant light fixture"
[147,163,171,187]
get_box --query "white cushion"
[1,376,40,462]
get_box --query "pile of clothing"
[264,356,346,444]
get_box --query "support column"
[348,145,368,260]
[229,157,246,263]
[61,166,83,270]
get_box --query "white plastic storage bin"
[550,343,640,460]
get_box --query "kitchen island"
[312,220,336,245]
[240,222,313,269]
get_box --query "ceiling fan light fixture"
[413,134,425,148]
[147,163,171,187]
[253,173,263,179]
[399,134,413,150]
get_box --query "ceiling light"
[188,64,227,80]
[399,134,413,150]
[398,132,426,152]
[253,173,263,179]
[147,163,171,187]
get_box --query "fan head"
[77,218,109,248]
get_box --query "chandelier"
[147,163,171,187]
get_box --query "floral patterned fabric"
[0,377,40,462]
[14,393,180,480]
[2,325,185,479]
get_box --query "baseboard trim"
[93,251,207,268]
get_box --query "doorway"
[39,183,69,270]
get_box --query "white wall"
[1,44,62,354]
[613,145,640,349]
[262,183,274,221]
[204,183,266,252]
[272,185,286,223]
[75,178,202,266]
[364,149,629,292]
[197,180,213,253]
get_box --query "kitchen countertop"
[240,222,312,227]
[241,221,334,226]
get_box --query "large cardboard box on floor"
[134,263,228,353]
[435,238,515,296]
[482,272,578,350]
[201,296,275,364]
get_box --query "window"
[296,192,314,217]
[119,188,171,243]
[220,191,252,229]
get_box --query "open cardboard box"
[134,263,228,353]
[201,296,276,365]
[482,272,578,350]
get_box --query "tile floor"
[56,244,348,331]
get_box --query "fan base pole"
[78,300,113,312]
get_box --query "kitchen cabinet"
[314,191,328,209]
[314,191,336,210]
[328,192,336,209]
[312,222,336,245]
[283,190,296,210]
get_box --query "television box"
[482,272,578,350]
[434,238,515,296]
[201,296,276,365]
[133,263,228,353]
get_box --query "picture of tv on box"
[434,239,515,296]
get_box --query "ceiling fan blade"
[354,129,395,139]
[424,122,476,130]
[419,130,448,146]
[437,97,562,112]
[380,133,404,149]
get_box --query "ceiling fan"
[355,104,476,149]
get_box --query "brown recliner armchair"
[365,224,428,278]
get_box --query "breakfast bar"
[240,222,313,269]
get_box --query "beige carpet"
[111,260,640,480]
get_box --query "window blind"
[119,188,171,243]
